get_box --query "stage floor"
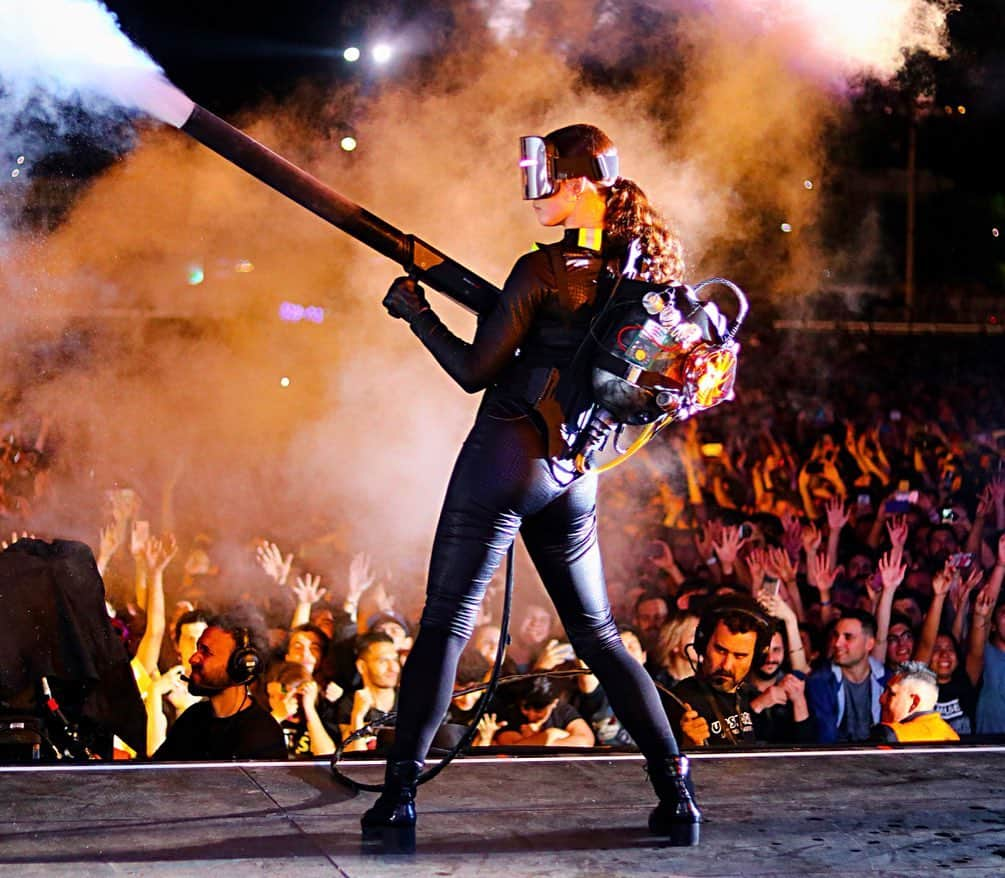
[1,747,1004,876]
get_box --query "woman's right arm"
[388,253,547,393]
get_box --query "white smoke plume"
[0,0,192,126]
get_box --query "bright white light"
[16,156,25,165]
[11,169,19,178]
[803,179,814,190]
[343,47,361,62]
[340,136,357,152]
[994,228,1000,239]
[280,376,291,388]
[780,223,793,233]
[372,43,393,64]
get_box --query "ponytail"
[604,177,685,284]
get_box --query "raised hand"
[712,524,746,568]
[973,583,996,621]
[694,522,716,563]
[649,539,678,574]
[98,524,122,563]
[256,541,293,586]
[949,563,981,616]
[931,560,955,598]
[807,550,842,594]
[291,573,326,606]
[347,551,376,605]
[825,497,849,531]
[885,515,909,554]
[781,512,804,560]
[746,546,768,593]
[145,533,178,575]
[961,565,984,599]
[766,546,796,586]
[877,550,907,593]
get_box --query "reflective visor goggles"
[519,135,619,200]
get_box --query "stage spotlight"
[372,43,393,64]
[280,376,291,388]
[780,223,793,233]
[343,47,360,62]
[340,136,357,152]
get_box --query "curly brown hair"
[544,124,685,283]
[604,177,685,283]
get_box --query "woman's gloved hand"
[382,276,430,322]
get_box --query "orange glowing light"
[690,348,737,409]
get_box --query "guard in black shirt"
[154,618,285,761]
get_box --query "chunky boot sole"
[651,815,699,847]
[648,808,700,846]
[361,821,416,853]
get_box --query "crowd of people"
[3,330,1005,759]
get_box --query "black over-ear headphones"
[226,627,263,685]
[692,593,774,673]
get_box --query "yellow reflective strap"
[577,228,603,251]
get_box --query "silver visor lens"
[519,136,555,200]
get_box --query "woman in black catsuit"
[361,124,702,846]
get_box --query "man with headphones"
[153,616,286,760]
[662,594,771,747]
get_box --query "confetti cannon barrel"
[180,104,499,315]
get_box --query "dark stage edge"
[2,747,1005,877]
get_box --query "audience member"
[338,632,401,752]
[663,595,770,747]
[154,616,286,760]
[806,610,888,743]
[871,661,960,742]
[494,677,595,748]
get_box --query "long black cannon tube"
[180,104,500,316]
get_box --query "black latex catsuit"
[389,228,680,764]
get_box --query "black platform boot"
[645,755,702,846]
[361,760,423,851]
